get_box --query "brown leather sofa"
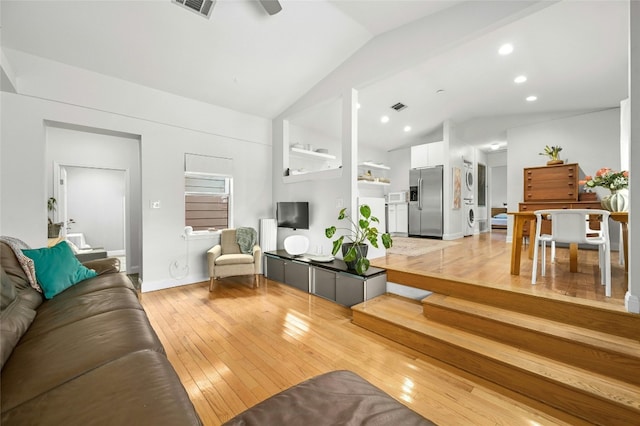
[0,241,202,425]
[222,370,436,425]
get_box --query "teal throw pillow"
[22,241,97,299]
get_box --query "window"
[185,172,232,231]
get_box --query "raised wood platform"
[352,284,640,425]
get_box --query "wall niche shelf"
[358,162,390,170]
[357,180,390,186]
[290,147,336,160]
[283,167,342,184]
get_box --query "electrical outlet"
[150,200,161,209]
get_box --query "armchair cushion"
[215,254,255,266]
[220,230,241,255]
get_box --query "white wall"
[506,108,621,246]
[490,165,508,208]
[64,167,126,251]
[1,51,272,292]
[387,148,411,193]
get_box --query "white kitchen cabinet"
[410,144,429,169]
[396,203,408,234]
[388,204,397,233]
[427,141,445,166]
[410,141,445,168]
[387,203,408,235]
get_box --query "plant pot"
[546,160,564,166]
[48,223,62,238]
[601,188,629,212]
[342,243,368,271]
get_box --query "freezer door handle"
[418,177,423,210]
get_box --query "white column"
[625,0,639,313]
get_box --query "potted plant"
[47,197,62,238]
[325,205,393,274]
[539,145,563,165]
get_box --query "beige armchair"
[207,228,262,291]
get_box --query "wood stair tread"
[353,294,640,412]
[423,293,640,358]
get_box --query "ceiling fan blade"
[259,0,282,15]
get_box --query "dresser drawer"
[519,203,571,212]
[523,163,578,201]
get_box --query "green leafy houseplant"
[47,197,57,224]
[325,205,393,275]
[47,197,63,238]
[539,145,563,164]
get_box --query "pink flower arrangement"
[580,168,629,191]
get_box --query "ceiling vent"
[173,0,215,19]
[390,102,407,112]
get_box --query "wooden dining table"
[509,211,629,276]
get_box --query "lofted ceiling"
[1,1,629,153]
[356,0,628,152]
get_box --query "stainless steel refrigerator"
[409,166,443,238]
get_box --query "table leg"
[528,219,536,260]
[569,243,578,272]
[511,216,525,275]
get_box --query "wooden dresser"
[518,163,602,235]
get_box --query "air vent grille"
[390,102,407,112]
[173,0,215,19]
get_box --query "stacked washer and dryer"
[463,162,476,236]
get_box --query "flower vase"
[601,188,629,212]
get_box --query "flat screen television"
[276,202,309,230]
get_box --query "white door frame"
[54,162,130,271]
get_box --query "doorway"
[57,165,128,269]
[46,122,142,276]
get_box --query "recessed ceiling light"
[514,75,527,84]
[490,143,500,151]
[404,126,412,132]
[380,115,390,123]
[498,43,514,55]
[526,95,538,102]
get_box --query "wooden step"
[385,268,640,339]
[352,294,640,426]
[423,294,640,387]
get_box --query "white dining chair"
[531,209,611,297]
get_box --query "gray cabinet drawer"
[284,261,310,292]
[265,256,284,283]
[314,268,336,301]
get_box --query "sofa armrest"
[82,257,121,275]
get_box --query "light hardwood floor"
[372,230,627,308]
[140,231,624,425]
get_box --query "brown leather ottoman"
[222,370,436,425]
